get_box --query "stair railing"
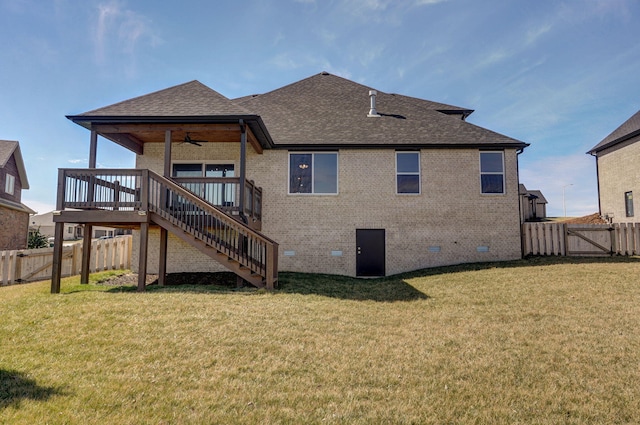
[146,171,277,285]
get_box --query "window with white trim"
[396,152,420,194]
[480,152,505,194]
[289,152,338,194]
[5,173,15,195]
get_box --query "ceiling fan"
[182,133,208,146]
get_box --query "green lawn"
[1,257,640,424]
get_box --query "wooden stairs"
[146,171,279,289]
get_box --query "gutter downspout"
[516,147,525,258]
[589,151,602,219]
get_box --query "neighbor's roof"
[588,109,640,154]
[0,139,29,189]
[527,190,547,203]
[518,184,547,203]
[234,72,527,148]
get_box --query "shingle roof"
[234,72,527,148]
[588,109,640,154]
[0,140,18,166]
[68,73,527,150]
[527,190,547,203]
[76,80,253,117]
[0,139,29,189]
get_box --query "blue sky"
[2,0,639,217]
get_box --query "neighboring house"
[30,211,83,240]
[519,184,548,222]
[0,140,35,250]
[30,211,128,240]
[588,110,640,223]
[50,72,529,291]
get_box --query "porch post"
[51,169,66,293]
[137,222,149,292]
[80,225,92,284]
[164,130,172,178]
[158,228,168,286]
[89,130,97,168]
[239,120,246,218]
[79,131,98,283]
[50,222,65,293]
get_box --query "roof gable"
[589,109,640,154]
[234,72,526,148]
[0,140,29,189]
[75,80,252,117]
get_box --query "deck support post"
[158,227,168,286]
[80,224,93,284]
[50,222,65,293]
[239,120,246,217]
[137,222,149,292]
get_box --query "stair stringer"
[149,212,266,288]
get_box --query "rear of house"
[52,72,528,291]
[129,73,528,277]
[589,110,640,223]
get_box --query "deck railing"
[172,177,262,223]
[58,168,276,286]
[60,169,262,223]
[62,169,143,211]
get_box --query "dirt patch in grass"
[561,213,607,224]
[100,272,238,287]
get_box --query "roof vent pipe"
[367,90,381,117]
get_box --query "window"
[480,152,505,194]
[396,152,420,194]
[289,153,338,194]
[625,191,634,217]
[172,162,235,206]
[4,173,15,195]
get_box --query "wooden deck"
[51,168,277,292]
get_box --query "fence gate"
[522,222,639,257]
[565,225,614,256]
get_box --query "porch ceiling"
[92,122,263,154]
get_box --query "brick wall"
[597,137,640,223]
[134,142,522,276]
[0,206,29,250]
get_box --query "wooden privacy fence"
[523,223,640,256]
[1,236,132,286]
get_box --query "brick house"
[519,184,547,222]
[588,110,640,223]
[0,140,35,250]
[51,72,529,291]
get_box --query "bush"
[28,227,49,249]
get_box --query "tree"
[28,227,49,249]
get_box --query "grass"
[1,257,640,424]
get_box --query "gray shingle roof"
[588,109,640,154]
[76,80,253,117]
[234,72,526,148]
[0,140,18,166]
[68,73,527,150]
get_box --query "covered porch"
[51,82,278,292]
